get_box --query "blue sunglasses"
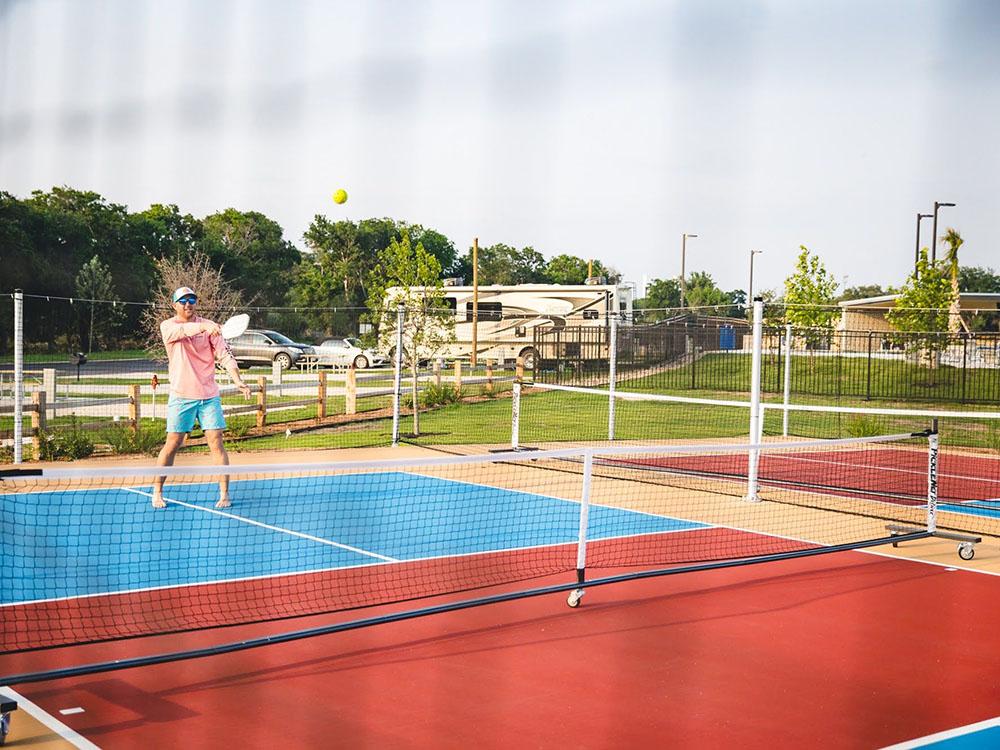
[177,296,197,305]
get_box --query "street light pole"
[931,201,955,263]
[914,212,932,270]
[680,233,697,307]
[749,250,763,305]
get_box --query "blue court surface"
[884,718,1000,749]
[1,471,708,604]
[939,500,1000,519]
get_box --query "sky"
[2,0,999,299]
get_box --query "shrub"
[102,424,162,456]
[420,383,460,408]
[227,417,253,438]
[37,418,95,460]
[845,415,882,438]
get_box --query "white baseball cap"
[172,287,197,303]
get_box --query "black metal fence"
[533,317,1000,405]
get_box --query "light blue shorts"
[166,395,226,433]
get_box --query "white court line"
[880,714,1000,748]
[121,487,398,563]
[0,686,101,749]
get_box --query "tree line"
[3,186,998,357]
[0,187,621,354]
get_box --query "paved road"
[0,358,160,376]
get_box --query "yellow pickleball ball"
[333,189,348,204]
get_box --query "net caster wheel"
[958,543,975,561]
[567,589,584,608]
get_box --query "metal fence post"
[961,336,968,403]
[782,324,792,437]
[391,304,404,446]
[511,357,523,449]
[746,298,764,502]
[865,332,873,401]
[608,314,618,440]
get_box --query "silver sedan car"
[312,337,385,369]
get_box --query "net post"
[391,304,405,446]
[511,356,522,449]
[13,290,23,463]
[570,451,594,607]
[927,421,939,533]
[608,313,618,441]
[745,297,764,502]
[782,323,792,436]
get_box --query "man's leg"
[152,432,186,508]
[204,429,231,508]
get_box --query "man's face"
[173,294,197,321]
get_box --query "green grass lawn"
[9,354,1000,461]
[618,352,1000,405]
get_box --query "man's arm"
[160,318,221,343]
[211,335,252,399]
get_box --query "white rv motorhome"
[383,283,633,368]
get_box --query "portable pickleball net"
[0,426,948,685]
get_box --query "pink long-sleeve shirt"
[160,316,234,399]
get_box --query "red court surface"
[618,447,1000,504]
[4,550,1000,748]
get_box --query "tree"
[129,204,203,262]
[958,266,1000,332]
[365,234,455,436]
[199,209,301,307]
[141,252,247,359]
[839,284,886,301]
[634,278,681,322]
[25,187,152,350]
[783,246,839,348]
[407,225,457,276]
[75,255,124,353]
[886,249,954,381]
[457,243,548,285]
[940,227,964,333]
[544,254,621,285]
[297,217,372,334]
[544,254,589,285]
[684,271,729,310]
[726,289,748,319]
[958,266,1000,293]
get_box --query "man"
[152,286,252,509]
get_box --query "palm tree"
[940,227,964,333]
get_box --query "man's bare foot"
[152,494,166,509]
[216,497,231,509]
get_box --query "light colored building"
[837,293,1000,352]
